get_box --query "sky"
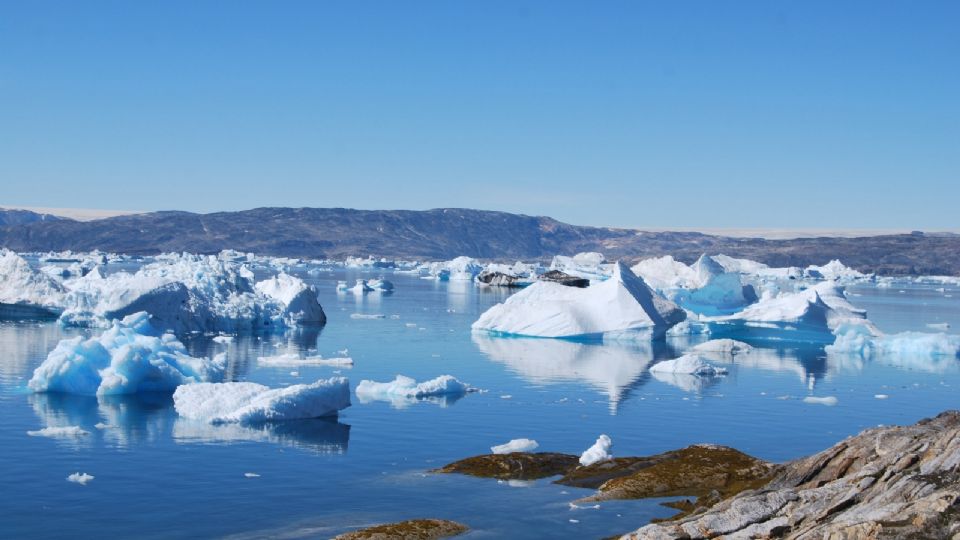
[1,1,957,229]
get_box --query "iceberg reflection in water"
[473,334,675,413]
[173,417,350,454]
[30,392,176,448]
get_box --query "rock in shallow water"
[334,519,468,540]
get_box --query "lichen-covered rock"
[334,519,468,540]
[624,411,960,539]
[434,452,579,480]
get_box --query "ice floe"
[355,375,475,407]
[173,377,350,423]
[650,355,728,376]
[257,354,354,367]
[66,472,95,485]
[472,261,685,340]
[491,438,539,454]
[28,312,225,396]
[27,425,90,438]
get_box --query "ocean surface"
[1,268,959,539]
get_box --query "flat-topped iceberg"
[173,377,350,423]
[355,374,475,408]
[0,250,66,319]
[28,312,225,396]
[827,323,960,358]
[472,261,685,340]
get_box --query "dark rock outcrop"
[435,452,579,480]
[537,270,591,288]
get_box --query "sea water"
[1,269,958,539]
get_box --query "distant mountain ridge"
[0,209,67,227]
[0,207,957,275]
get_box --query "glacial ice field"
[1,255,959,539]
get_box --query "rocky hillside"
[0,207,957,275]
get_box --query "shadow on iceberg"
[172,417,351,454]
[472,333,678,413]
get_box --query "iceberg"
[707,282,872,339]
[356,375,472,399]
[827,324,960,358]
[57,254,324,334]
[66,472,95,485]
[491,438,539,454]
[650,355,728,376]
[579,434,612,466]
[805,260,868,281]
[173,377,350,424]
[0,250,66,319]
[550,252,611,281]
[472,262,685,340]
[254,273,326,325]
[689,339,753,356]
[631,256,699,290]
[28,312,226,396]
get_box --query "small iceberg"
[66,472,95,485]
[650,355,728,376]
[173,377,351,424]
[472,262,685,340]
[27,426,90,438]
[254,272,326,325]
[827,323,960,358]
[28,312,225,396]
[491,438,539,454]
[355,375,475,407]
[579,434,613,466]
[689,339,753,356]
[257,354,354,367]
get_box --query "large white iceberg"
[173,377,350,423]
[632,254,757,315]
[0,250,66,319]
[472,262,685,340]
[631,256,699,290]
[28,312,225,396]
[57,254,325,333]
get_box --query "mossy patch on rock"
[334,519,468,540]
[434,452,579,480]
[582,444,779,519]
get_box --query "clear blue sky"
[1,1,957,229]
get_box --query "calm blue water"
[1,270,959,539]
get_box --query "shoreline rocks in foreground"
[437,411,960,539]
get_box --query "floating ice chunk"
[212,335,234,344]
[803,396,838,406]
[0,249,66,319]
[690,339,752,356]
[27,426,90,438]
[472,262,685,339]
[356,375,474,403]
[827,323,960,358]
[28,312,225,396]
[491,438,539,454]
[366,279,394,292]
[67,472,94,485]
[244,472,260,478]
[579,434,612,466]
[257,354,354,367]
[173,377,350,424]
[350,313,386,319]
[650,355,728,376]
[94,422,115,430]
[927,322,951,331]
[254,273,326,325]
[874,394,889,399]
